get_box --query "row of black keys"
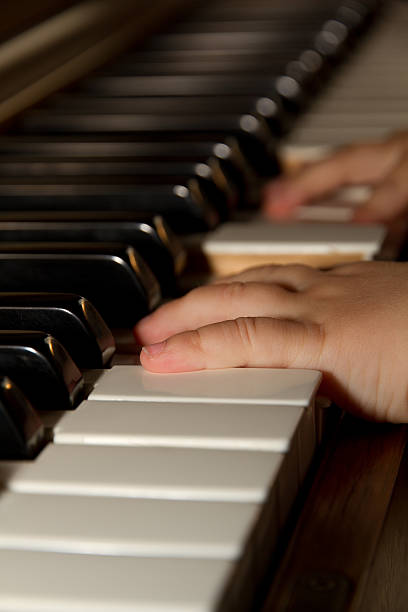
[0,0,380,232]
[0,213,184,460]
[0,0,380,233]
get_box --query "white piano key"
[89,366,322,406]
[301,98,408,114]
[195,220,384,257]
[1,444,284,503]
[295,205,354,223]
[293,186,374,223]
[0,550,232,611]
[293,111,408,129]
[0,493,259,559]
[52,399,307,452]
[279,143,332,165]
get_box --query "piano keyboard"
[0,0,404,610]
[0,366,321,610]
[283,0,408,151]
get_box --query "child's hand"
[134,261,408,423]
[263,131,408,223]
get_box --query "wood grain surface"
[261,416,407,612]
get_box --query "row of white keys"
[0,447,282,609]
[87,365,321,485]
[284,1,408,148]
[0,367,321,611]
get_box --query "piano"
[0,0,406,610]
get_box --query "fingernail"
[142,340,166,358]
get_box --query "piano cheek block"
[0,246,161,327]
[0,331,84,411]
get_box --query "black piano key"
[0,214,186,296]
[313,20,350,61]
[0,376,46,460]
[30,93,283,118]
[0,293,115,369]
[192,3,339,22]
[0,156,240,204]
[336,0,378,34]
[273,75,309,113]
[285,50,325,94]
[0,158,213,178]
[139,30,320,54]
[224,132,282,181]
[104,48,316,75]
[18,111,269,135]
[0,331,84,411]
[158,18,328,34]
[0,179,221,233]
[0,136,220,161]
[76,73,296,99]
[95,55,303,77]
[0,243,161,327]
